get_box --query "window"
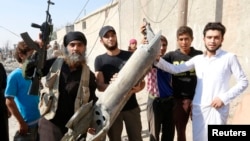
[82,21,86,30]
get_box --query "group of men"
[1,22,248,141]
[141,25,202,141]
[153,22,248,141]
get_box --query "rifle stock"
[21,32,46,95]
[29,68,41,95]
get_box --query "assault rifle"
[21,0,54,95]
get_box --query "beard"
[205,44,221,53]
[103,42,118,51]
[64,51,86,68]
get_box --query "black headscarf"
[63,31,87,47]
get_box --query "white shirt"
[155,48,248,106]
[155,48,248,141]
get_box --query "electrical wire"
[74,0,91,22]
[86,0,115,57]
[0,26,20,38]
[139,0,178,24]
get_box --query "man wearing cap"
[128,38,137,53]
[94,25,144,141]
[23,31,98,141]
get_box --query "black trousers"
[147,95,175,141]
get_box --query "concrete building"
[55,0,250,92]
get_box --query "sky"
[0,0,111,48]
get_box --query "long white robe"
[155,49,248,141]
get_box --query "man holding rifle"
[23,31,98,141]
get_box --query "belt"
[148,94,158,99]
[149,94,173,100]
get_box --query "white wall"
[56,0,250,92]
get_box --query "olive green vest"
[39,57,90,120]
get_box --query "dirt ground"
[8,88,246,141]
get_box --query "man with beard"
[94,25,144,141]
[154,22,248,141]
[23,31,98,141]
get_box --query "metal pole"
[178,0,188,27]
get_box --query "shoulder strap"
[74,64,90,111]
[39,57,64,119]
[44,57,64,89]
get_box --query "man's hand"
[87,128,96,135]
[18,120,29,135]
[141,37,148,45]
[140,25,146,35]
[35,33,44,47]
[140,25,149,45]
[109,73,118,84]
[211,97,224,109]
[155,54,161,62]
[131,79,145,94]
[35,33,50,49]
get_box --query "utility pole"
[177,0,188,27]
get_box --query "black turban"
[63,31,87,47]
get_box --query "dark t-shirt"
[94,50,139,111]
[163,47,203,99]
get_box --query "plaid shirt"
[146,67,173,98]
[146,68,159,97]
